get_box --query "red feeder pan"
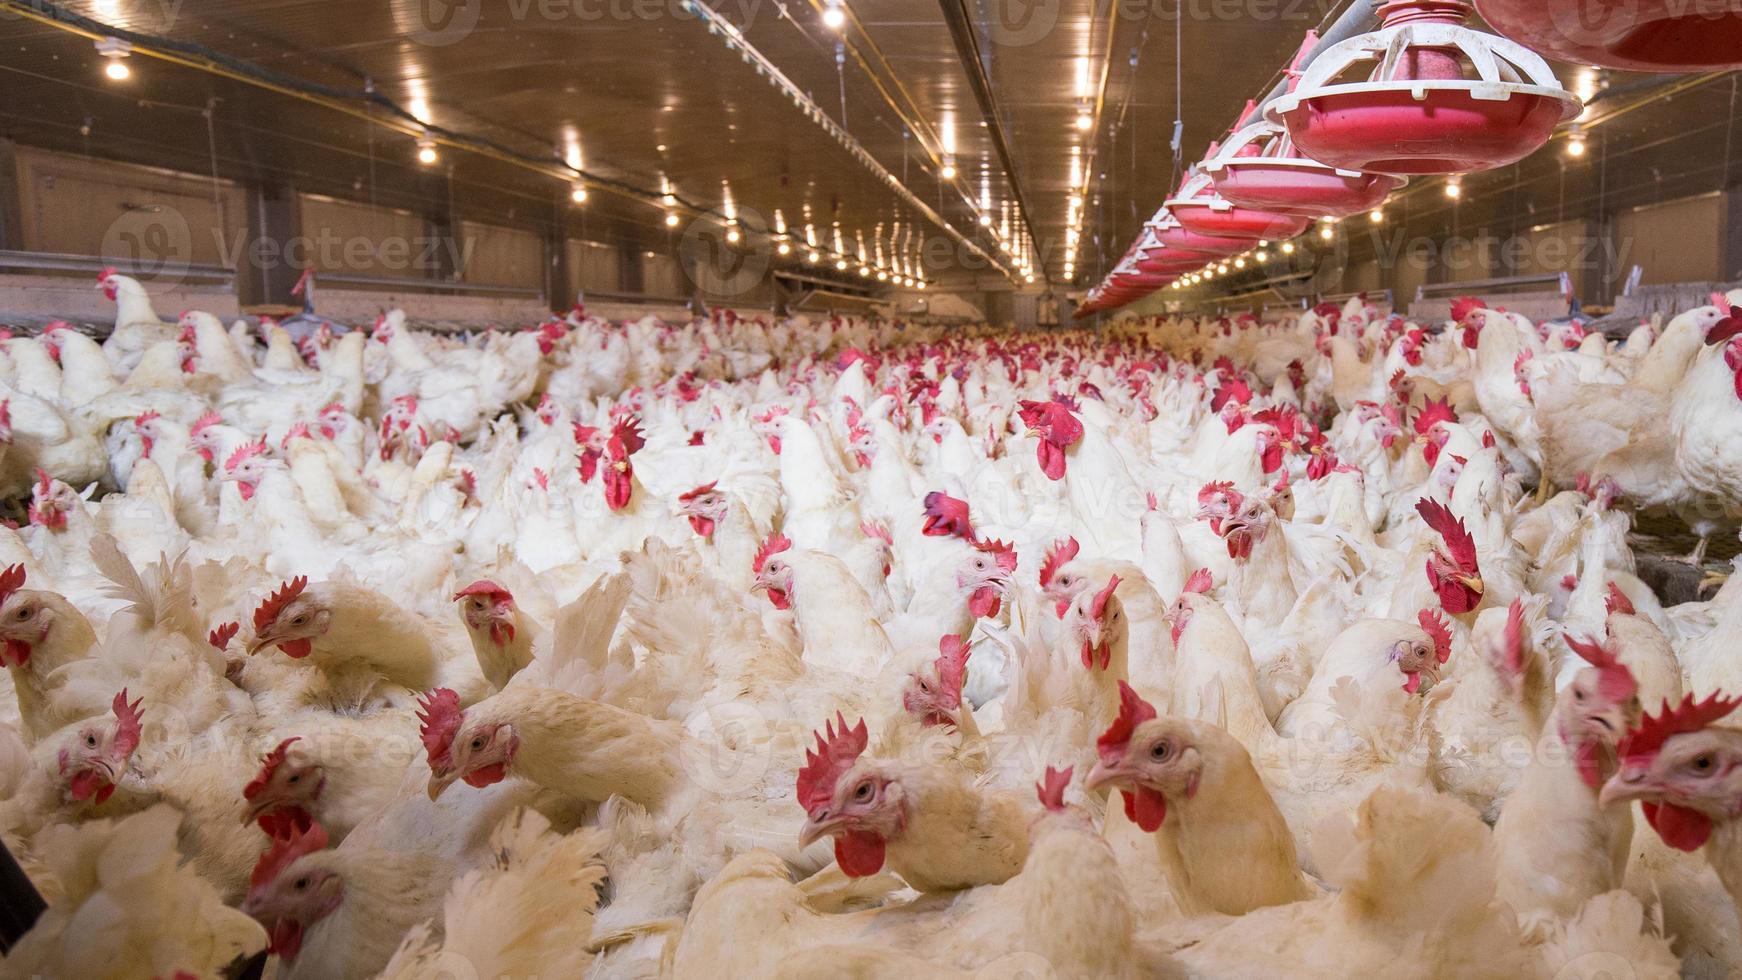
[1476,0,1742,72]
[1267,0,1581,176]
[1166,172,1312,241]
[1148,212,1259,257]
[1204,84,1405,218]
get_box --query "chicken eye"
[84,733,97,748]
[1573,689,1585,702]
[14,608,29,621]
[1150,742,1170,760]
[287,773,300,783]
[291,615,307,626]
[294,876,310,890]
[1694,756,1714,772]
[470,736,486,751]
[854,781,873,801]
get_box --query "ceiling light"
[664,212,680,227]
[96,38,131,80]
[1234,258,1246,269]
[777,241,792,256]
[822,1,846,30]
[570,184,588,203]
[1319,224,1335,241]
[1369,208,1383,223]
[940,158,957,180]
[979,214,993,226]
[1566,124,1587,157]
[1074,108,1093,131]
[1445,176,1463,199]
[806,250,820,263]
[416,138,439,165]
[726,227,741,243]
[1255,250,1268,261]
[836,258,849,270]
[1281,242,1295,255]
[859,265,872,277]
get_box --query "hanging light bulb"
[416,138,439,166]
[978,214,992,226]
[1074,103,1093,131]
[1565,124,1587,158]
[664,212,680,227]
[777,241,792,256]
[1255,249,1268,261]
[570,184,588,204]
[806,250,820,264]
[939,157,957,180]
[1369,208,1384,223]
[1281,242,1296,255]
[1445,176,1463,199]
[836,258,849,270]
[821,1,846,30]
[726,226,741,243]
[1234,257,1246,269]
[1319,223,1335,241]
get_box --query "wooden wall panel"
[16,147,245,270]
[1616,193,1722,285]
[297,195,430,279]
[457,219,542,289]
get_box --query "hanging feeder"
[1204,57,1407,218]
[1476,0,1742,72]
[1166,171,1314,241]
[1267,0,1581,176]
[1148,211,1262,258]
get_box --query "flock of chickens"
[3,270,1742,978]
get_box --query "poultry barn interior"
[4,0,1742,976]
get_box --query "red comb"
[248,821,329,896]
[609,416,645,458]
[796,712,869,814]
[921,491,974,539]
[1450,296,1487,322]
[1605,582,1636,617]
[33,468,51,497]
[243,737,300,801]
[110,689,143,759]
[1096,680,1158,766]
[190,411,222,436]
[1622,692,1742,764]
[1566,634,1639,703]
[1090,574,1121,622]
[1039,536,1079,587]
[252,577,308,633]
[224,440,268,472]
[452,579,513,603]
[1418,609,1452,664]
[0,564,25,605]
[208,621,239,650]
[1036,765,1073,813]
[1714,292,1734,317]
[752,533,792,574]
[1416,497,1478,569]
[973,537,1019,573]
[1413,396,1458,436]
[1183,568,1213,594]
[679,481,718,503]
[416,688,465,769]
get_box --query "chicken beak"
[1598,766,1656,808]
[797,813,849,850]
[246,633,275,655]
[427,768,458,801]
[240,796,274,826]
[1084,758,1127,792]
[1457,573,1485,594]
